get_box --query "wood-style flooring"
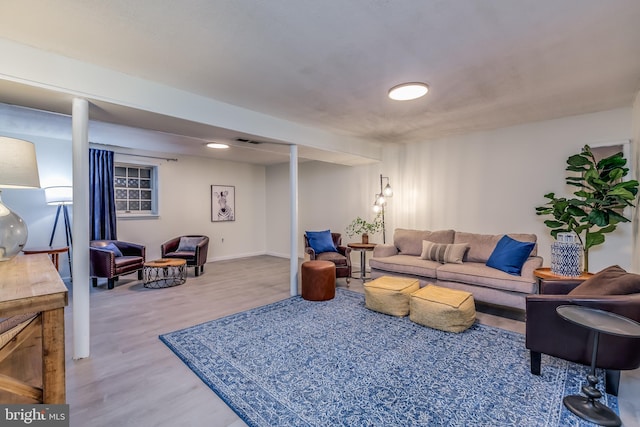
[64,256,640,427]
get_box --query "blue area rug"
[160,289,617,426]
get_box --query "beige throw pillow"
[420,240,468,264]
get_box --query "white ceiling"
[1,0,640,164]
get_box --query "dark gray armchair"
[90,240,146,289]
[161,235,210,276]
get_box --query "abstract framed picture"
[211,185,235,222]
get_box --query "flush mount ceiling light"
[206,142,229,149]
[388,82,429,101]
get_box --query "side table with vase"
[347,243,376,281]
[533,267,593,295]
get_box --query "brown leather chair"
[525,270,640,396]
[304,232,351,286]
[90,240,146,289]
[161,235,209,276]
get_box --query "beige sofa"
[369,229,543,311]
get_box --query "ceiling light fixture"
[206,142,229,149]
[388,82,429,101]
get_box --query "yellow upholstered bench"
[409,284,476,333]
[364,276,420,317]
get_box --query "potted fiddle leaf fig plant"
[346,214,383,244]
[535,144,638,272]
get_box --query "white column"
[289,145,298,296]
[72,98,91,359]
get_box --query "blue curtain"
[90,149,117,240]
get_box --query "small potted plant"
[346,214,383,244]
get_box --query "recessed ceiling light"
[388,82,429,101]
[206,142,229,149]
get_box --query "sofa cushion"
[369,255,439,279]
[568,265,640,296]
[486,235,535,276]
[420,241,468,264]
[436,262,537,294]
[316,251,348,266]
[394,229,455,256]
[454,232,537,263]
[177,236,204,252]
[305,230,338,253]
[101,242,123,257]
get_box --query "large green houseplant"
[535,145,638,272]
[346,214,383,244]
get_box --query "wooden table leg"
[51,253,60,271]
[41,307,66,403]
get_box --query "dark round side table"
[556,305,640,426]
[347,243,376,281]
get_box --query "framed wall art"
[211,185,235,222]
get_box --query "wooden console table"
[0,254,68,403]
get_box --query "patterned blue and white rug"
[159,288,617,426]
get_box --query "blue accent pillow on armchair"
[305,230,338,253]
[102,242,123,257]
[486,235,535,275]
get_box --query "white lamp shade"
[0,137,41,188]
[45,186,73,205]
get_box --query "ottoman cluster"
[364,276,476,333]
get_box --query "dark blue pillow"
[486,235,535,276]
[102,242,123,257]
[305,230,338,253]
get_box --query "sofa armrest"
[161,237,181,256]
[304,247,316,260]
[90,247,116,278]
[520,256,543,281]
[336,246,352,266]
[373,244,398,258]
[115,241,146,258]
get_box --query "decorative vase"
[550,232,582,276]
[361,233,369,244]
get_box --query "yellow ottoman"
[409,285,476,333]
[364,276,420,316]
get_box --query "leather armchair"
[161,235,209,276]
[304,232,351,285]
[90,240,146,290]
[526,280,640,396]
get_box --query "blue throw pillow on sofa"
[486,235,535,275]
[305,230,338,254]
[102,242,123,257]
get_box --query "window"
[114,164,158,217]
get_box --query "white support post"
[289,145,299,296]
[71,98,91,359]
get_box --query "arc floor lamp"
[372,174,393,243]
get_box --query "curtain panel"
[89,148,117,240]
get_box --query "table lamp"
[0,137,41,261]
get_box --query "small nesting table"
[143,259,187,289]
[22,246,69,272]
[556,305,640,426]
[347,243,376,281]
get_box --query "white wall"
[115,151,266,261]
[266,108,635,273]
[1,120,268,279]
[266,160,387,265]
[631,91,640,273]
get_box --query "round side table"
[23,246,69,272]
[143,259,187,288]
[556,305,640,426]
[347,243,377,281]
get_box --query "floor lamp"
[45,186,73,277]
[372,174,393,243]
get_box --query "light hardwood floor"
[64,256,639,427]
